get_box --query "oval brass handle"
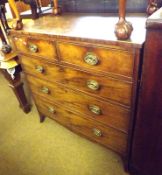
[48,106,56,114]
[84,52,99,66]
[88,105,102,115]
[35,66,44,73]
[87,80,100,91]
[28,43,38,53]
[41,87,49,94]
[93,128,102,137]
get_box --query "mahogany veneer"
[10,13,146,169]
[129,8,162,175]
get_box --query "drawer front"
[34,95,127,155]
[27,75,130,133]
[12,36,57,60]
[20,56,132,106]
[58,42,134,78]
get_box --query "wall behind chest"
[58,0,147,13]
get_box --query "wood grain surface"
[9,12,145,169]
[58,42,134,79]
[12,36,57,60]
[26,74,130,133]
[20,55,132,106]
[33,94,128,155]
[9,13,146,47]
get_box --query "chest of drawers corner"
[10,27,143,162]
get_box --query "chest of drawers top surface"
[10,13,146,48]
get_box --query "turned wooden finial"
[8,0,23,30]
[147,0,158,15]
[115,0,133,40]
[53,0,61,15]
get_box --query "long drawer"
[26,75,130,133]
[12,36,57,61]
[33,95,128,155]
[57,42,134,79]
[20,55,132,106]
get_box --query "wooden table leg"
[38,111,46,123]
[115,0,133,40]
[53,0,61,15]
[8,0,23,30]
[23,0,39,19]
[0,5,10,32]
[0,23,6,42]
[36,0,42,14]
[0,65,31,113]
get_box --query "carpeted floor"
[0,73,129,175]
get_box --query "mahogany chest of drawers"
[10,14,146,166]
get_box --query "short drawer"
[27,75,130,133]
[20,55,132,106]
[34,95,128,155]
[12,36,57,61]
[57,42,134,79]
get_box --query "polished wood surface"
[33,95,128,155]
[10,12,145,169]
[115,0,133,40]
[13,36,57,60]
[20,55,132,106]
[10,13,146,46]
[9,0,136,40]
[26,74,130,133]
[129,8,162,175]
[58,42,134,80]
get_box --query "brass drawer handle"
[35,66,44,73]
[28,43,38,53]
[48,106,56,114]
[41,87,49,94]
[87,80,100,91]
[84,52,99,66]
[88,105,102,115]
[93,128,102,137]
